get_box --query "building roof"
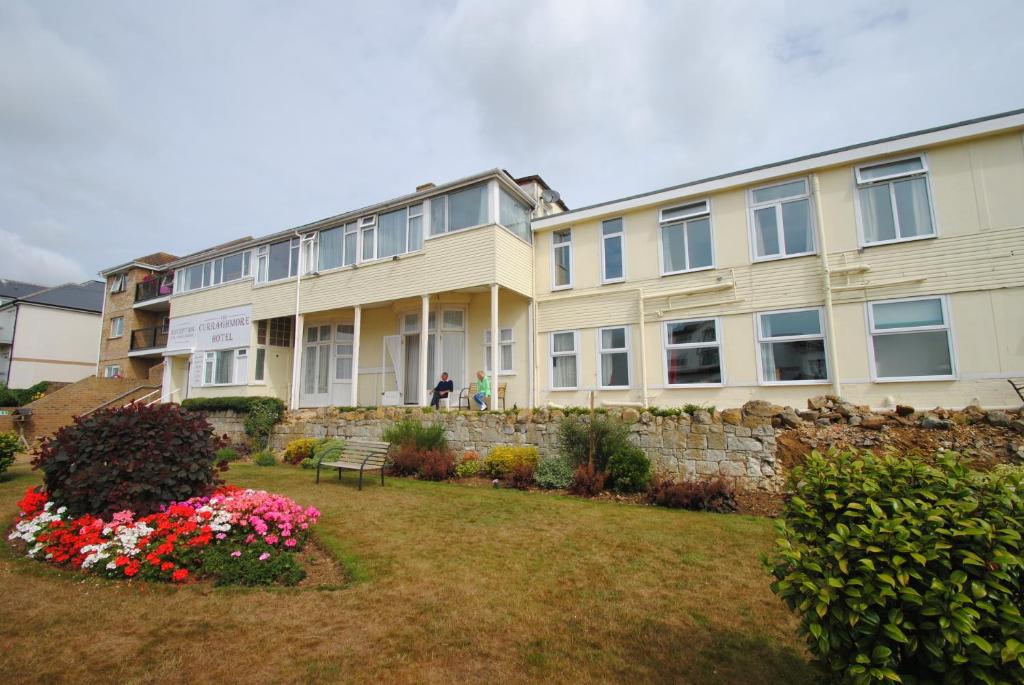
[133,252,179,267]
[533,107,1024,230]
[98,252,180,277]
[14,280,105,313]
[0,279,46,300]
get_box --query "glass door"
[300,325,332,407]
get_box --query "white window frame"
[600,218,626,284]
[334,323,355,381]
[200,348,247,387]
[866,295,957,382]
[747,178,816,262]
[597,325,631,389]
[549,330,579,390]
[484,327,515,375]
[253,347,266,384]
[103,364,122,378]
[854,153,938,248]
[657,199,715,276]
[110,274,126,294]
[754,307,831,386]
[663,317,724,388]
[176,250,252,292]
[551,228,573,291]
[109,316,124,338]
[301,233,318,275]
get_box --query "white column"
[289,314,304,410]
[160,356,173,403]
[351,305,361,407]
[490,283,499,409]
[419,295,429,406]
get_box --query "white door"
[331,323,354,406]
[382,335,403,405]
[403,334,420,404]
[300,325,332,407]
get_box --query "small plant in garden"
[605,445,651,493]
[416,449,456,481]
[506,462,536,490]
[313,438,346,466]
[681,403,715,416]
[568,462,605,496]
[648,477,736,513]
[455,451,482,478]
[252,450,277,466]
[283,437,321,465]
[556,414,632,472]
[33,403,224,517]
[483,446,539,478]
[534,455,573,489]
[299,457,315,469]
[382,420,448,452]
[215,446,240,463]
[0,430,19,476]
[764,450,1024,684]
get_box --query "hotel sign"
[167,305,253,352]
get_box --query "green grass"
[0,461,816,684]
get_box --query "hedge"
[180,396,286,414]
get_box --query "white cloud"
[0,228,90,286]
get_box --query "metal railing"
[134,276,174,303]
[130,327,168,351]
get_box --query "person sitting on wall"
[430,372,454,409]
[473,370,491,411]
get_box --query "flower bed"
[8,486,321,585]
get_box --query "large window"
[856,155,935,245]
[757,308,829,383]
[335,324,354,381]
[749,179,814,260]
[552,229,572,290]
[372,204,423,259]
[601,218,625,283]
[598,326,630,388]
[868,296,954,380]
[664,319,722,385]
[177,251,251,292]
[201,348,247,386]
[550,331,578,390]
[499,187,532,243]
[256,238,299,283]
[659,201,713,274]
[484,328,514,374]
[109,316,124,338]
[430,183,489,235]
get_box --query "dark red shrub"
[417,450,456,481]
[506,461,536,490]
[388,445,424,477]
[648,477,737,513]
[568,462,606,497]
[33,403,225,517]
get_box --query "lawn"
[0,461,817,684]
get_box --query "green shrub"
[33,403,224,517]
[200,542,305,586]
[214,446,240,463]
[556,414,633,472]
[252,450,277,467]
[606,445,651,493]
[0,430,19,476]
[649,477,736,512]
[534,455,573,489]
[681,403,715,416]
[180,396,285,449]
[455,452,482,478]
[381,420,448,453]
[299,457,315,469]
[283,437,321,465]
[0,381,49,407]
[313,438,345,465]
[765,450,1024,684]
[483,446,540,478]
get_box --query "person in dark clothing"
[430,372,454,408]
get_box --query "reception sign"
[166,305,253,351]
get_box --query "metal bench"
[1009,378,1024,403]
[315,439,390,490]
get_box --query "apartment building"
[97,253,180,380]
[109,109,1022,412]
[0,281,104,387]
[0,279,45,385]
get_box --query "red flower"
[114,555,130,567]
[161,561,174,572]
[16,487,48,517]
[124,561,141,577]
[171,568,189,582]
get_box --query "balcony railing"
[135,276,174,303]
[130,327,168,351]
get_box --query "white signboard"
[166,305,253,352]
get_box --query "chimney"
[416,182,436,192]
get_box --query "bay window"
[552,229,572,289]
[664,319,722,385]
[550,331,578,390]
[757,308,829,383]
[598,326,630,388]
[868,296,954,380]
[749,179,814,260]
[659,201,714,274]
[856,155,935,245]
[601,218,625,283]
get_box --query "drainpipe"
[811,173,842,399]
[289,231,306,410]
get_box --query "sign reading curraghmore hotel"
[166,305,252,352]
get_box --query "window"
[664,319,722,385]
[499,187,532,242]
[343,222,358,266]
[257,317,293,347]
[550,331,578,389]
[598,326,630,388]
[446,184,489,232]
[335,324,354,381]
[109,316,124,338]
[484,328,514,374]
[103,364,122,378]
[552,229,572,289]
[254,348,266,382]
[601,218,625,283]
[856,156,935,245]
[442,309,464,330]
[360,216,376,261]
[177,251,251,292]
[659,200,713,274]
[259,238,299,282]
[318,226,343,271]
[868,296,954,380]
[202,348,247,386]
[756,308,829,383]
[749,179,814,260]
[110,274,126,293]
[301,234,317,274]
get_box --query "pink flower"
[258,552,270,561]
[285,538,297,548]
[230,550,242,558]
[215,533,226,540]
[264,534,278,545]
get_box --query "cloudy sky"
[1,0,1022,285]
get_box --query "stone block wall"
[208,405,782,491]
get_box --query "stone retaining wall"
[207,405,782,491]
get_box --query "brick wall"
[98,267,169,380]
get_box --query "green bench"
[315,439,390,490]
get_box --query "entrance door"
[300,325,332,407]
[403,334,420,404]
[331,323,354,406]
